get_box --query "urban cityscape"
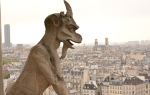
[2,24,150,95]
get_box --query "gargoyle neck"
[40,30,61,65]
[41,30,60,50]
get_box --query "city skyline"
[2,0,150,44]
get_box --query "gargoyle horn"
[64,0,73,16]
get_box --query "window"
[132,91,134,94]
[97,92,101,95]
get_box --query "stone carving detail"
[6,0,82,95]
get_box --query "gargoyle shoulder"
[29,44,50,60]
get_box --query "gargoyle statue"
[6,0,82,95]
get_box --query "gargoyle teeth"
[67,39,73,45]
[66,40,75,49]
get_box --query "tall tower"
[4,24,11,47]
[105,37,109,50]
[93,39,98,51]
[105,37,109,46]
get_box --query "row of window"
[82,90,95,93]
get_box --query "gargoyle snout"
[72,24,79,30]
[75,25,79,30]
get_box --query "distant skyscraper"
[93,39,98,51]
[105,37,109,50]
[95,39,98,46]
[105,37,109,46]
[4,24,11,47]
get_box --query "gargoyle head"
[44,0,82,59]
[59,0,82,59]
[58,0,82,43]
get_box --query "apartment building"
[98,76,150,95]
[82,80,97,95]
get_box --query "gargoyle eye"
[69,25,77,31]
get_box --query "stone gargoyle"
[6,0,82,95]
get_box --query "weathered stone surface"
[6,1,82,95]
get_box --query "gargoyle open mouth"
[66,39,74,49]
[60,39,75,59]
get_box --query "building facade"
[82,80,97,95]
[98,76,150,95]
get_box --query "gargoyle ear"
[60,11,65,17]
[44,14,60,28]
[51,14,60,27]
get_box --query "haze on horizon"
[1,0,150,44]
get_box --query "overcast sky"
[2,0,150,44]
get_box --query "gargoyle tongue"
[60,40,74,59]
